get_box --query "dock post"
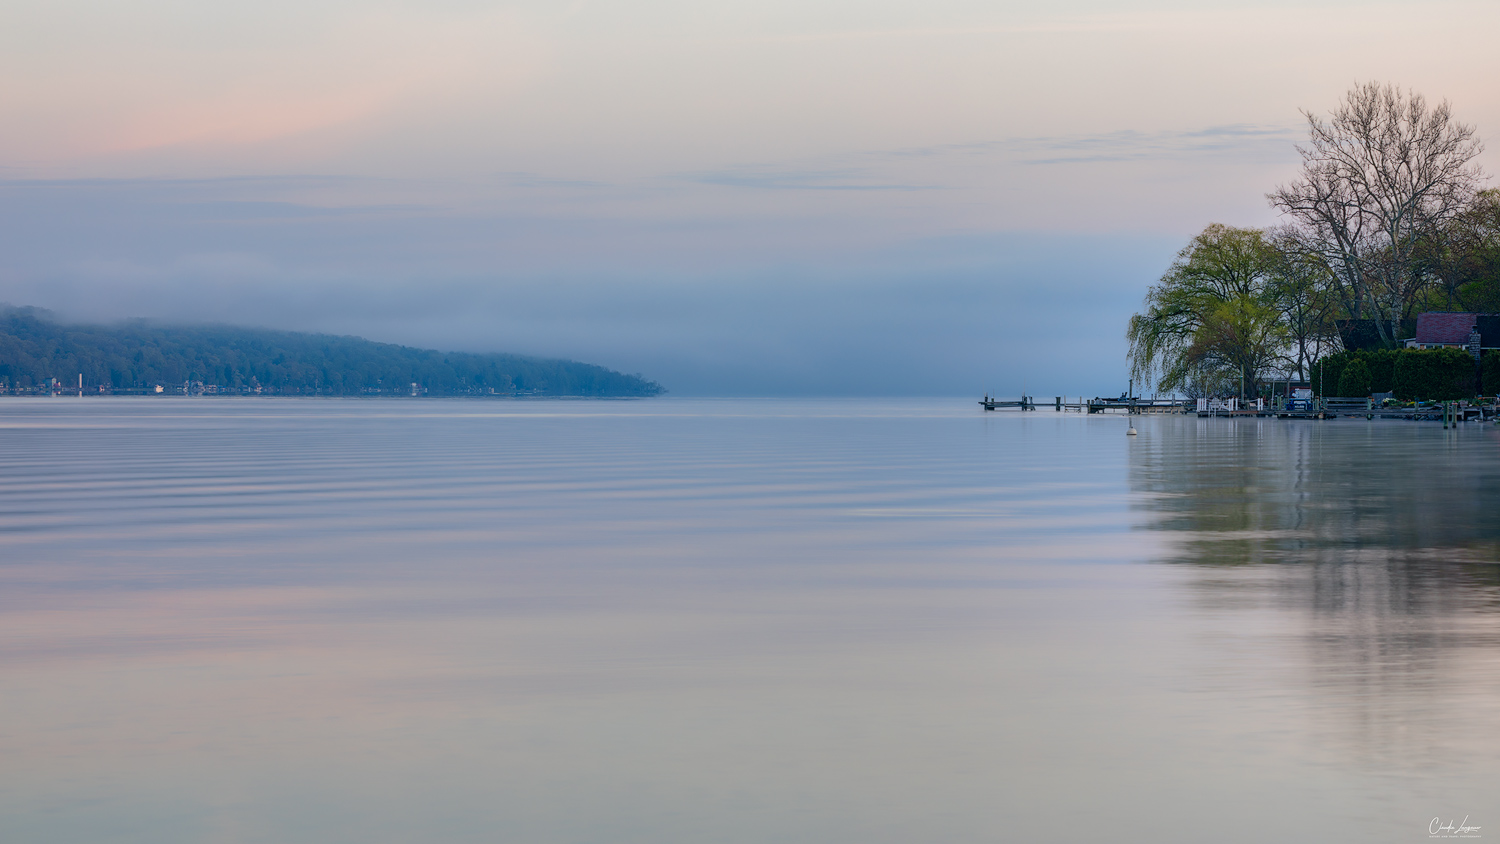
[1055,396,1061,411]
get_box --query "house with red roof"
[1404,312,1500,357]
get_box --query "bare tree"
[1268,82,1485,346]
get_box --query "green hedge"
[1484,351,1500,395]
[1365,349,1396,392]
[1338,359,1371,397]
[1311,356,1341,396]
[1313,349,1393,394]
[1313,347,1478,399]
[1392,348,1477,401]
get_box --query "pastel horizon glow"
[3,0,1498,394]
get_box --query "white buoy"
[1126,420,1138,436]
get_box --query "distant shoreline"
[0,306,664,399]
[0,391,658,399]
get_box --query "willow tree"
[1128,224,1287,396]
[1268,82,1486,347]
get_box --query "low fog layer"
[0,177,1178,396]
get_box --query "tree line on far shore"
[0,307,665,397]
[1128,82,1500,398]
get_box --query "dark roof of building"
[1478,315,1500,347]
[1414,312,1479,345]
[1335,319,1399,351]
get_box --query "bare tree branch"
[1268,82,1485,346]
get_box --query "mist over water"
[0,174,1173,396]
[1,398,1496,843]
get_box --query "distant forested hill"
[0,307,663,397]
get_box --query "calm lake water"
[1,398,1497,843]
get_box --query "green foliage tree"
[1419,188,1500,312]
[1185,297,1286,397]
[1128,224,1288,395]
[1267,229,1340,380]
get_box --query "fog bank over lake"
[0,177,1174,394]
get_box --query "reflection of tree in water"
[1129,418,1500,770]
[1129,418,1500,568]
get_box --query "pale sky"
[2,0,1497,394]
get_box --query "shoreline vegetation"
[1128,82,1499,402]
[0,306,665,398]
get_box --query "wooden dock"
[979,395,1039,411]
[979,394,1497,423]
[980,396,1194,414]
